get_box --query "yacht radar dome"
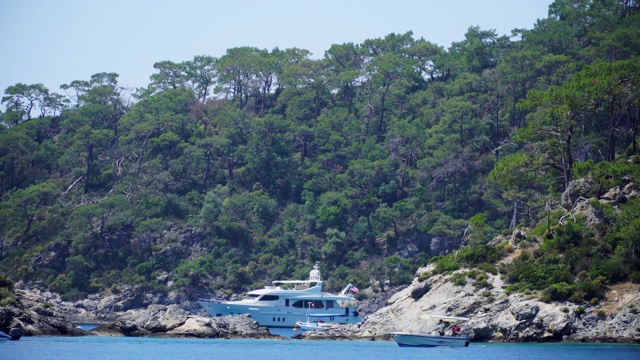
[309,263,322,281]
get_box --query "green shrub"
[431,254,460,274]
[459,245,501,266]
[572,279,603,303]
[539,294,552,303]
[135,262,154,278]
[0,288,16,306]
[575,306,586,316]
[474,277,493,289]
[542,282,575,301]
[478,263,498,275]
[505,282,531,295]
[589,265,612,280]
[577,270,589,280]
[417,271,430,282]
[449,272,467,286]
[630,271,640,284]
[60,289,88,302]
[0,275,14,290]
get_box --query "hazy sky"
[0,0,553,96]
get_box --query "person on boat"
[437,319,445,336]
[451,323,461,336]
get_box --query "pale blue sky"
[0,0,553,95]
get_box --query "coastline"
[3,271,639,343]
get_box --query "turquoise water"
[2,336,638,360]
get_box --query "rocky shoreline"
[90,306,282,339]
[294,265,640,343]
[1,287,282,339]
[2,269,638,343]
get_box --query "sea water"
[2,336,638,360]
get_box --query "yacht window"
[245,294,260,300]
[326,300,335,309]
[285,299,290,307]
[291,300,324,309]
[259,295,279,301]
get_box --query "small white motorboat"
[294,313,348,331]
[390,314,470,347]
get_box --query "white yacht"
[199,264,362,328]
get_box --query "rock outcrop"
[297,266,640,343]
[1,286,282,339]
[90,305,283,339]
[0,288,86,337]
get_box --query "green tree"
[360,32,421,136]
[5,181,57,236]
[1,83,51,122]
[148,60,188,94]
[134,218,167,259]
[184,55,218,103]
[0,130,38,195]
[70,195,130,254]
[216,47,262,109]
[383,254,412,288]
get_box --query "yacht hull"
[199,301,360,328]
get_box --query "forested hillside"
[1,0,639,304]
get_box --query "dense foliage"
[1,0,639,303]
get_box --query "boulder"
[0,289,86,337]
[512,303,539,321]
[600,181,640,205]
[561,178,594,210]
[410,281,430,300]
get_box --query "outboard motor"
[9,327,22,341]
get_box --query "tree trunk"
[203,157,211,193]
[561,126,574,191]
[631,107,639,154]
[84,144,93,194]
[606,96,617,161]
[376,84,390,135]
